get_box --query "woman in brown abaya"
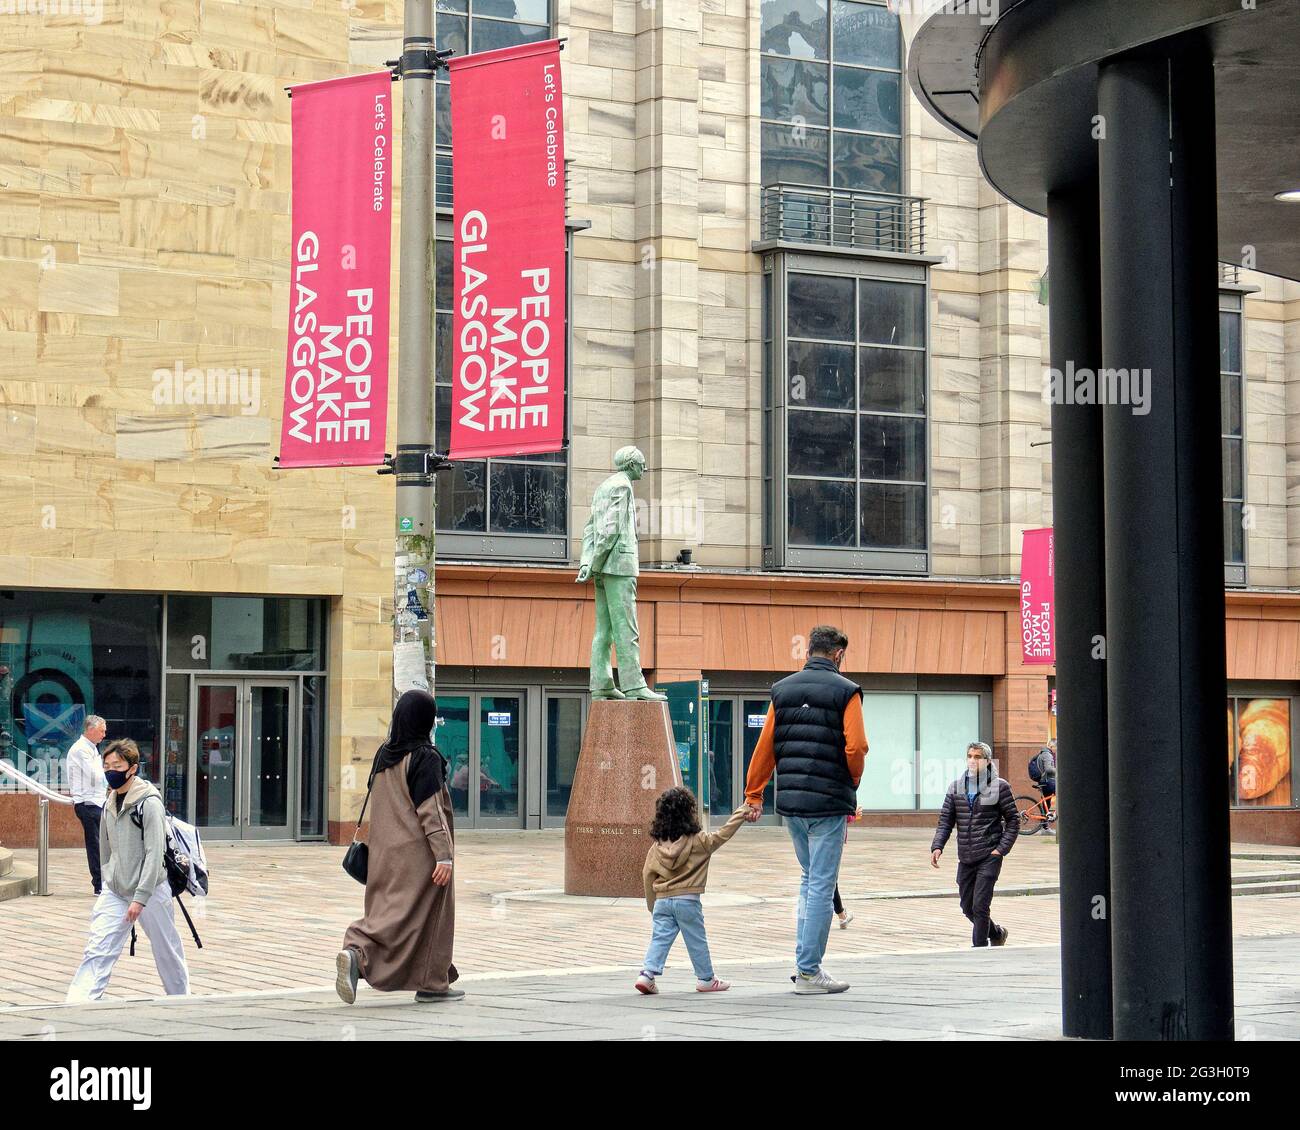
[335,689,463,1004]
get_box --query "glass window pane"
[436,12,468,55]
[488,462,567,534]
[742,698,776,814]
[435,148,453,208]
[195,684,237,828]
[438,461,487,531]
[788,478,856,546]
[761,0,828,59]
[435,239,452,312]
[763,271,772,341]
[832,66,901,135]
[1224,502,1244,564]
[437,696,472,819]
[860,415,925,482]
[436,384,451,452]
[788,340,855,409]
[859,279,925,347]
[471,18,550,53]
[708,698,734,814]
[918,694,981,809]
[832,0,900,69]
[478,695,520,817]
[546,696,582,818]
[474,0,548,21]
[437,0,469,12]
[761,57,829,126]
[788,272,854,340]
[163,674,189,817]
[861,482,926,550]
[1222,437,1243,501]
[789,410,855,477]
[761,122,829,186]
[436,81,451,146]
[167,597,324,671]
[1220,374,1241,437]
[1219,311,1241,374]
[436,312,452,383]
[855,693,915,809]
[860,346,925,414]
[832,131,901,192]
[300,674,325,837]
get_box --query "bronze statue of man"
[576,446,666,701]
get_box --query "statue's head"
[613,445,647,481]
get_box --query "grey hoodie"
[99,775,168,906]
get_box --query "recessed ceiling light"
[1275,189,1300,203]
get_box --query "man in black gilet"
[744,625,868,994]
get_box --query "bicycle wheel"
[1015,795,1044,835]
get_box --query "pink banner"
[1020,528,1055,665]
[279,72,393,468]
[449,40,566,459]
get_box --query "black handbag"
[342,781,374,885]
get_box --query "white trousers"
[66,884,191,1002]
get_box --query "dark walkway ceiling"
[907,0,1300,282]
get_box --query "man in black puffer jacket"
[930,741,1018,947]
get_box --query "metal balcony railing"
[761,183,927,256]
[1220,262,1241,285]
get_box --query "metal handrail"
[0,759,73,898]
[760,182,928,255]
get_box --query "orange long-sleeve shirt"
[743,696,868,807]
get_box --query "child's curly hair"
[649,786,701,842]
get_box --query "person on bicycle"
[929,741,1019,947]
[1030,741,1057,799]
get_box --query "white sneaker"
[635,973,658,995]
[838,912,855,929]
[793,968,850,994]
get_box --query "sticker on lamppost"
[393,641,429,693]
[399,517,414,532]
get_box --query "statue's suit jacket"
[580,471,639,577]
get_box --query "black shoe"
[989,926,1009,947]
[415,988,465,1003]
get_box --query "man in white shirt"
[67,715,108,895]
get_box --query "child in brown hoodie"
[637,787,749,995]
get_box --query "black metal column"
[1098,43,1234,1041]
[1047,176,1112,1040]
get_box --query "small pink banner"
[279,72,393,468]
[449,40,567,459]
[1020,528,1055,665]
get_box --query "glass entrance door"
[707,696,779,825]
[192,678,296,839]
[437,691,525,829]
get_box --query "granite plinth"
[564,699,683,897]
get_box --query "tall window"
[1219,296,1245,579]
[765,256,929,572]
[760,0,902,192]
[433,3,568,556]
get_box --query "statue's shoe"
[591,686,627,700]
[621,686,668,702]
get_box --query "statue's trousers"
[590,573,647,694]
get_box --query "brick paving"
[3,829,1299,1013]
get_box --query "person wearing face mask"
[929,741,1020,948]
[742,624,869,994]
[66,738,190,1002]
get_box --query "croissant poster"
[1019,528,1054,665]
[1229,697,1294,807]
[449,39,566,460]
[279,71,393,468]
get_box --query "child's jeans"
[642,895,714,981]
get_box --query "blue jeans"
[786,815,847,975]
[642,896,714,981]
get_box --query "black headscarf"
[369,689,448,806]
